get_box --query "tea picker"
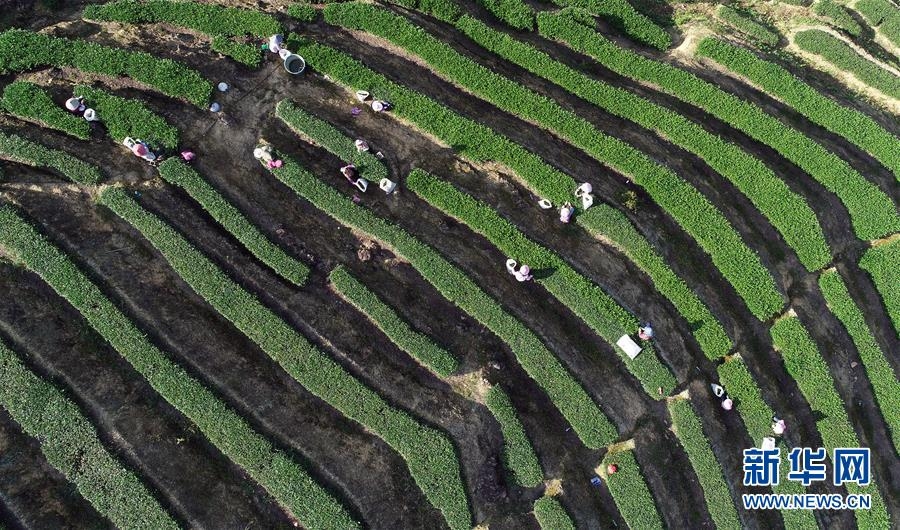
[340,164,368,192]
[710,383,734,411]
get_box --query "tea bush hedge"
[668,398,740,529]
[717,6,779,46]
[538,11,900,241]
[275,100,388,182]
[856,0,900,47]
[794,29,900,99]
[322,4,784,319]
[477,0,534,30]
[533,496,574,529]
[697,38,900,182]
[548,0,670,50]
[263,150,617,448]
[1,81,90,139]
[0,205,358,530]
[581,205,731,359]
[0,338,177,530]
[0,29,212,106]
[328,265,458,377]
[74,84,178,149]
[858,240,899,333]
[407,169,676,395]
[98,187,471,530]
[456,15,829,271]
[769,316,888,528]
[484,387,543,487]
[819,270,899,451]
[82,0,280,66]
[813,0,862,36]
[600,450,663,529]
[286,3,318,22]
[0,130,101,185]
[158,159,309,286]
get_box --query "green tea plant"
[0,205,358,530]
[98,187,471,530]
[697,38,900,182]
[769,316,888,528]
[813,0,863,36]
[856,0,900,47]
[320,5,785,319]
[0,29,212,106]
[533,496,575,529]
[328,265,458,377]
[406,169,676,395]
[158,159,309,285]
[794,29,900,99]
[600,449,663,529]
[0,338,177,530]
[286,3,318,22]
[668,398,740,529]
[484,387,543,487]
[717,6,779,46]
[538,11,900,241]
[477,0,534,29]
[275,100,388,182]
[456,15,829,271]
[819,270,899,451]
[0,130,101,185]
[548,0,670,49]
[83,0,280,66]
[858,240,899,333]
[74,84,178,149]
[263,150,618,448]
[1,81,90,139]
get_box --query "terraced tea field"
[0,0,897,528]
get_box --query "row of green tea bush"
[600,449,663,529]
[813,0,863,36]
[74,84,179,149]
[668,398,741,529]
[716,6,779,46]
[0,130,101,185]
[0,29,211,105]
[82,0,280,66]
[1,82,90,139]
[858,239,899,333]
[856,0,900,47]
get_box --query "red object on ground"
[607,464,618,475]
[132,143,148,156]
[181,151,196,161]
